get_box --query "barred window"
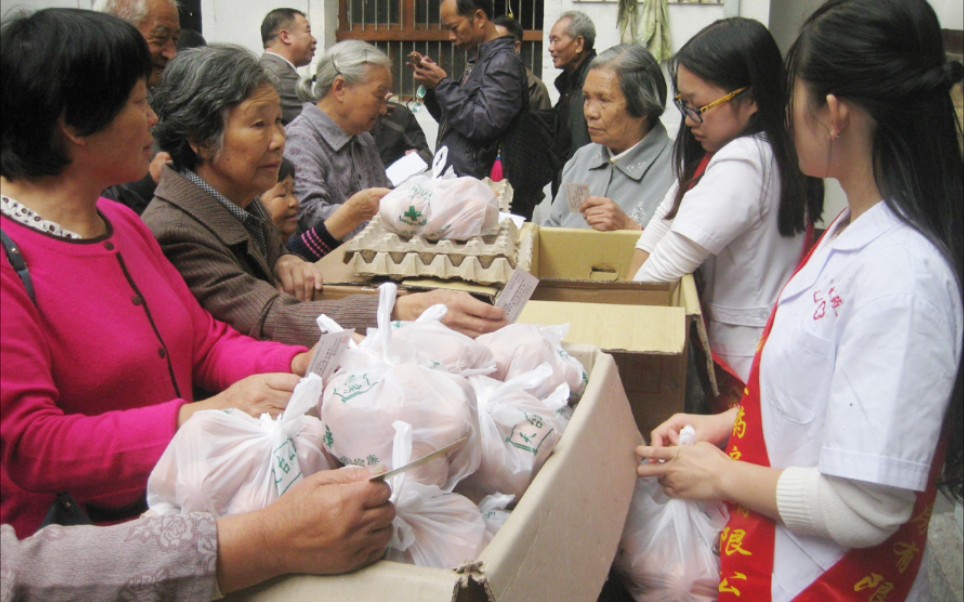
[337,0,545,98]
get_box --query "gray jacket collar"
[585,121,672,181]
[301,103,354,153]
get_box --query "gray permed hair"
[297,40,391,102]
[93,0,179,27]
[558,10,596,51]
[590,44,667,123]
[151,44,278,170]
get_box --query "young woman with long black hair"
[637,1,963,599]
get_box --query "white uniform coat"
[637,135,807,381]
[759,203,962,600]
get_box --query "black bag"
[41,493,92,527]
[1,228,93,528]
[500,104,563,194]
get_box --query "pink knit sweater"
[1,199,304,536]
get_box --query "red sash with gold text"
[719,234,944,601]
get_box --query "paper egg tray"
[343,217,533,285]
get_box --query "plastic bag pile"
[146,282,588,571]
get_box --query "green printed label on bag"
[338,453,382,468]
[323,424,334,449]
[271,437,303,496]
[331,373,377,403]
[506,412,555,455]
[399,205,427,227]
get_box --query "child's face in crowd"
[262,175,300,239]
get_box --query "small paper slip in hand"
[495,268,539,323]
[565,183,590,213]
[385,153,429,187]
[306,329,354,382]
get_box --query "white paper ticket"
[565,183,590,213]
[306,329,354,382]
[496,268,539,323]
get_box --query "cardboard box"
[227,346,642,602]
[517,227,712,439]
[314,225,712,437]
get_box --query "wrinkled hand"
[648,409,738,449]
[326,187,390,240]
[148,152,172,184]
[393,289,508,337]
[580,196,639,231]
[263,467,395,575]
[410,56,448,89]
[275,253,324,301]
[178,373,300,426]
[635,441,731,501]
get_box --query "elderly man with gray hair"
[94,0,180,215]
[543,44,674,231]
[94,0,180,89]
[549,10,597,165]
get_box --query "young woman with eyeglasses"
[636,0,962,598]
[628,17,822,411]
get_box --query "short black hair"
[454,0,492,19]
[1,8,151,181]
[177,28,207,51]
[278,157,296,182]
[261,8,305,47]
[493,15,523,42]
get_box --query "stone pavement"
[927,490,963,601]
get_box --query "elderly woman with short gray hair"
[543,44,675,231]
[142,45,508,347]
[285,40,394,253]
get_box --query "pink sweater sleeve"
[0,264,184,504]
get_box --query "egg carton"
[343,217,533,285]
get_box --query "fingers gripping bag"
[385,421,488,568]
[362,302,496,377]
[457,364,569,501]
[613,427,730,602]
[147,373,334,517]
[321,283,481,490]
[378,147,499,241]
[476,323,589,400]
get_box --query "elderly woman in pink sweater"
[0,8,393,557]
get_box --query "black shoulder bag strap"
[1,227,92,527]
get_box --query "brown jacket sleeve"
[142,168,378,347]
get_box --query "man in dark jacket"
[412,0,527,179]
[549,11,597,165]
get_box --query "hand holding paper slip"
[565,183,590,213]
[495,268,539,323]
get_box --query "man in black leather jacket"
[412,0,526,179]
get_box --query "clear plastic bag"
[361,303,496,377]
[476,323,589,400]
[321,284,481,490]
[146,373,335,517]
[457,365,569,501]
[378,148,499,241]
[613,428,729,601]
[385,421,488,568]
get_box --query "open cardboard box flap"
[228,346,641,602]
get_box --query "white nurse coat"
[637,135,807,381]
[759,202,962,600]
